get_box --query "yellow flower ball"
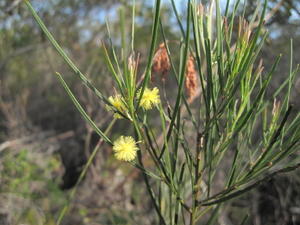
[139,87,160,110]
[113,136,138,162]
[106,94,126,118]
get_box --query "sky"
[20,0,299,43]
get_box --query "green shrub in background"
[24,0,299,224]
[0,148,65,224]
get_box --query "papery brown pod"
[152,43,170,81]
[185,55,198,103]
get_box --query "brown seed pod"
[185,55,198,103]
[152,43,170,81]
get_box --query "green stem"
[57,119,116,224]
[25,1,109,105]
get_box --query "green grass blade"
[55,72,112,145]
[25,1,109,104]
[57,118,116,224]
[166,0,191,142]
[137,0,161,107]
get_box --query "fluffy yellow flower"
[113,136,138,161]
[138,87,160,110]
[107,94,126,118]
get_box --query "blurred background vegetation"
[0,0,300,224]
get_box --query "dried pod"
[238,17,252,44]
[128,53,137,72]
[185,55,198,103]
[128,52,140,79]
[272,98,280,116]
[197,3,204,16]
[152,43,170,81]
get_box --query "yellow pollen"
[113,136,138,162]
